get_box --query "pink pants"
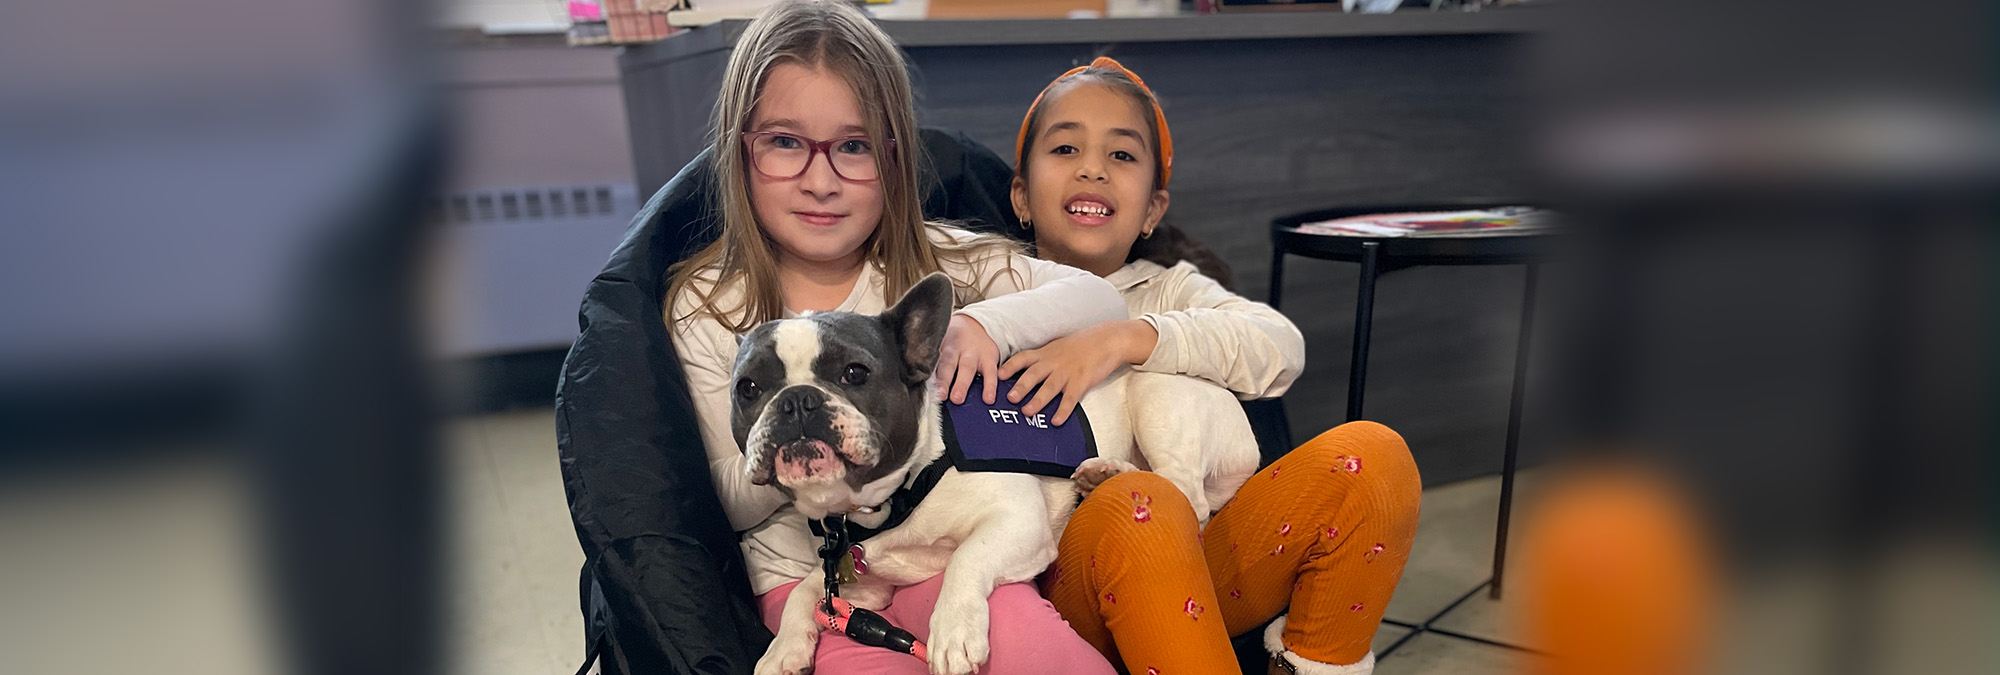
[757,575,1117,675]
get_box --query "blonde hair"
[666,0,1019,332]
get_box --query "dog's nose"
[775,386,825,417]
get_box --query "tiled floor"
[1369,469,1548,674]
[0,448,279,675]
[447,407,1546,674]
[21,408,1991,673]
[0,408,1541,674]
[448,409,590,675]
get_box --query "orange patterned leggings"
[1041,421,1422,673]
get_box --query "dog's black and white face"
[730,273,954,517]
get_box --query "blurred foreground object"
[1531,0,1996,673]
[1515,462,1717,675]
[0,0,447,674]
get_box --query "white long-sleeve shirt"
[667,227,1127,594]
[1110,259,1305,399]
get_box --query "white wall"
[431,44,643,359]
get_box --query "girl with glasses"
[663,2,1125,674]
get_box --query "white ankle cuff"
[1263,615,1288,655]
[1262,615,1378,675]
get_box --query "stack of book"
[568,0,679,45]
[1297,207,1552,238]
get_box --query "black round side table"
[1268,204,1552,600]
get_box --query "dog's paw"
[1072,457,1140,495]
[754,630,817,675]
[926,596,990,675]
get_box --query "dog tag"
[835,552,859,586]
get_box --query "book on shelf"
[1296,207,1551,238]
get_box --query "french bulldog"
[733,273,1258,675]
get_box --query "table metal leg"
[1268,247,1287,309]
[1491,263,1539,600]
[1346,242,1380,422]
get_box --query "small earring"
[1022,219,1033,230]
[1141,228,1154,239]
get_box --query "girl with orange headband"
[997,57,1424,675]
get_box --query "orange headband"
[1014,56,1174,188]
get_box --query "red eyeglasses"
[743,131,895,182]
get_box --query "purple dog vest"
[939,374,1098,478]
[812,375,1096,544]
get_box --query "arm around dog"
[1132,262,1305,399]
[672,308,790,531]
[948,245,1127,358]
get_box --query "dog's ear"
[880,273,955,384]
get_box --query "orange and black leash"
[814,514,928,663]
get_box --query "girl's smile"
[793,210,850,227]
[1063,191,1117,227]
[1013,81,1170,277]
[747,62,885,270]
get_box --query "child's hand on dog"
[1000,320,1159,426]
[939,314,1002,405]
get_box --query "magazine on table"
[1297,207,1552,238]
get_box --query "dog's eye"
[842,364,869,386]
[735,379,760,401]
